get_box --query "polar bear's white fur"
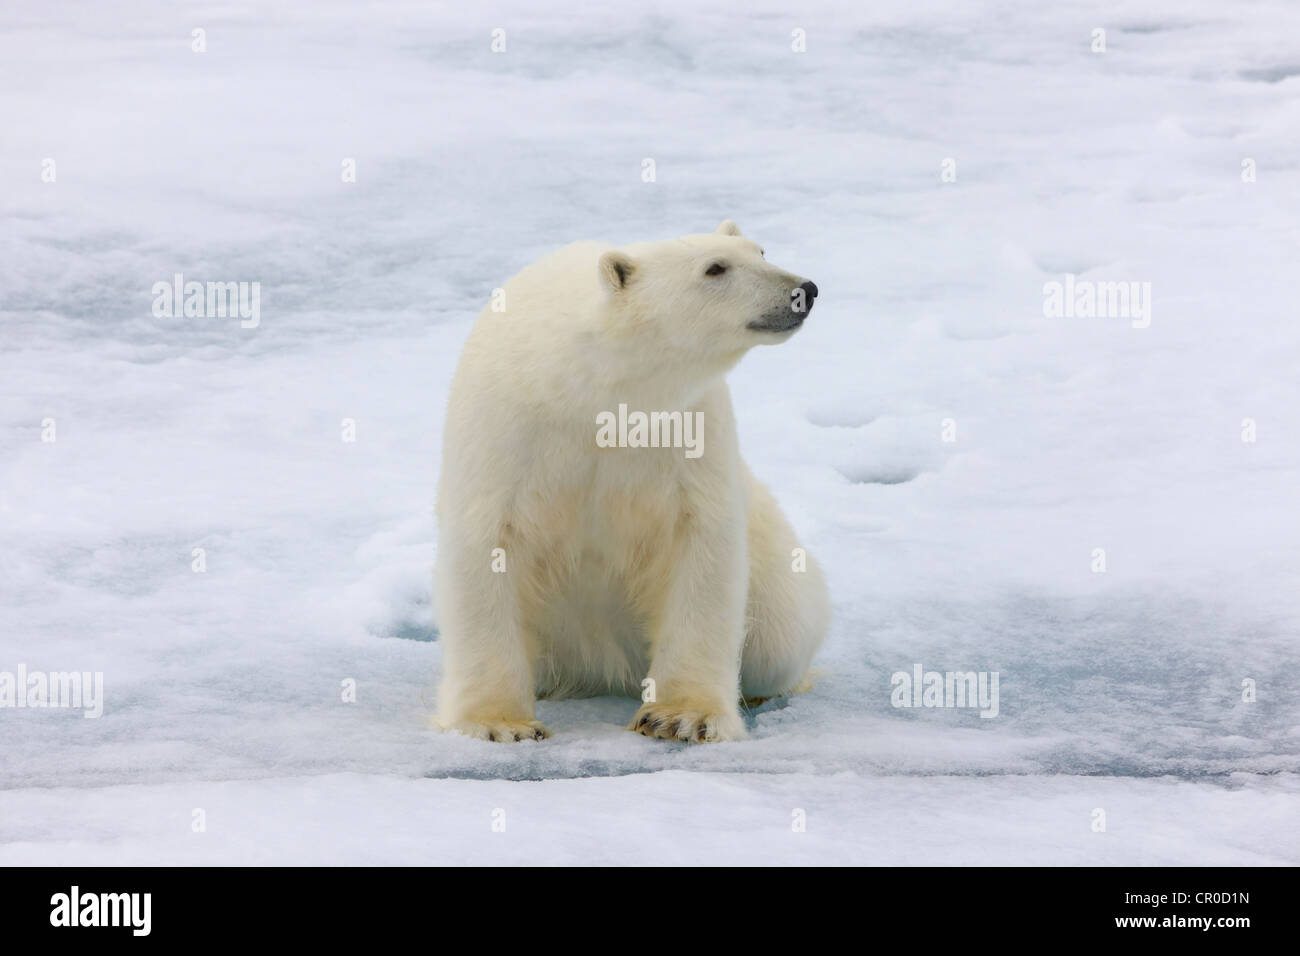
[434,221,830,743]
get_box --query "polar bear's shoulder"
[506,240,611,296]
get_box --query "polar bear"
[433,220,829,743]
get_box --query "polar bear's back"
[493,240,610,321]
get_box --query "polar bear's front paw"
[443,717,550,742]
[628,702,747,743]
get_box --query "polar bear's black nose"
[797,281,818,313]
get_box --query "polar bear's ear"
[598,251,636,292]
[716,220,743,237]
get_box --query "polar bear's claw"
[628,703,746,743]
[447,718,549,742]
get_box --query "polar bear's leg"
[740,473,830,701]
[627,496,750,743]
[433,529,547,741]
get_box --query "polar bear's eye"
[705,262,727,276]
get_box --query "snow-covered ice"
[2,0,1298,864]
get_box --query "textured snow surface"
[2,0,1298,864]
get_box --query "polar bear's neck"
[557,345,742,421]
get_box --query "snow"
[2,0,1298,865]
[4,772,1298,866]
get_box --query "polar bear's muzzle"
[747,280,818,333]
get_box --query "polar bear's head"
[596,221,818,366]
